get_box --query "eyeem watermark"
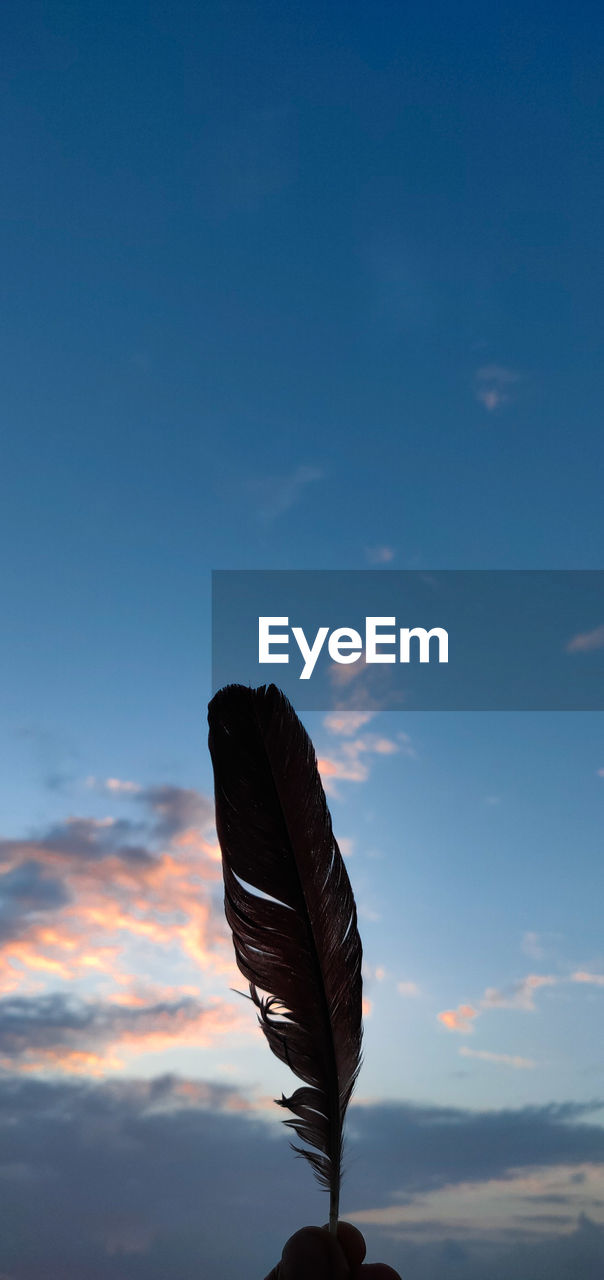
[259,616,448,679]
[212,570,604,709]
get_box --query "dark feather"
[207,683,363,1231]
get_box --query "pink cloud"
[438,1004,479,1033]
[571,970,604,987]
[0,786,234,1001]
[0,989,246,1075]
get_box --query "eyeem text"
[258,616,449,680]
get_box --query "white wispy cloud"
[522,932,545,960]
[397,980,420,998]
[85,776,142,794]
[247,463,324,523]
[365,545,396,564]
[474,364,521,412]
[323,710,375,736]
[337,836,354,859]
[566,625,604,653]
[482,973,558,1012]
[459,1046,536,1069]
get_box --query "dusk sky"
[2,3,604,1277]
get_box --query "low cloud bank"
[1,1077,604,1278]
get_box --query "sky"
[2,1,604,1276]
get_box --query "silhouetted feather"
[207,684,363,1232]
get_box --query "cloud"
[326,653,407,713]
[572,972,604,988]
[566,626,604,654]
[0,991,241,1073]
[474,365,521,412]
[0,1071,307,1278]
[397,981,420,998]
[439,973,558,1035]
[522,932,545,960]
[438,1004,479,1033]
[318,732,410,795]
[1,815,155,866]
[441,966,604,1043]
[247,464,324,523]
[323,710,375,736]
[138,784,214,838]
[104,777,142,794]
[459,1047,536,1070]
[363,963,387,985]
[0,861,71,943]
[346,1097,604,1211]
[0,783,230,998]
[365,546,396,564]
[14,724,79,796]
[482,974,558,1011]
[2,1080,604,1278]
[87,776,142,794]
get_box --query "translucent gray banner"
[212,571,604,710]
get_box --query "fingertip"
[320,1221,366,1268]
[282,1225,349,1278]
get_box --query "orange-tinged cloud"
[438,1004,479,1033]
[0,990,248,1075]
[0,784,235,1021]
[437,971,560,1039]
[318,732,403,794]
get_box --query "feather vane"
[207,683,363,1230]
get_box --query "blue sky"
[2,2,604,1276]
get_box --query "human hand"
[264,1221,402,1278]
